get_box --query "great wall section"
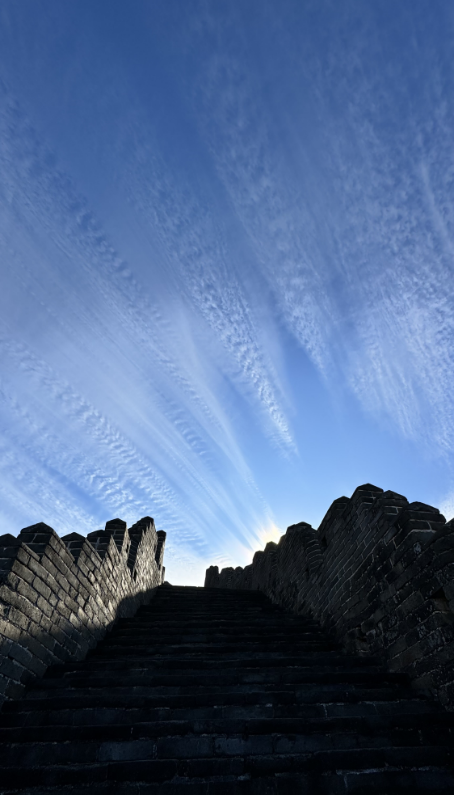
[206,483,454,711]
[0,484,453,792]
[0,517,166,709]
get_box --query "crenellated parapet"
[206,484,454,708]
[0,516,165,710]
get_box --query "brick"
[0,638,12,657]
[0,617,21,642]
[36,595,53,618]
[10,560,35,586]
[0,656,25,681]
[33,576,52,601]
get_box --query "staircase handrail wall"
[0,517,166,709]
[205,484,454,708]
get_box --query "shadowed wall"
[0,517,166,710]
[206,484,454,708]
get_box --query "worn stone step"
[121,623,325,634]
[74,647,361,662]
[126,636,336,647]
[96,634,337,647]
[1,768,454,795]
[115,613,321,622]
[1,583,451,794]
[95,637,337,650]
[112,627,326,640]
[28,667,409,693]
[0,744,452,784]
[139,600,269,608]
[130,613,283,623]
[15,681,423,710]
[142,603,272,612]
[138,597,309,605]
[1,729,453,768]
[47,654,382,675]
[81,646,344,663]
[122,613,321,625]
[150,592,267,597]
[146,606,281,614]
[120,624,323,635]
[114,620,319,632]
[111,629,327,640]
[0,695,441,730]
[42,662,387,684]
[2,710,454,745]
[103,624,333,645]
[138,602,289,607]
[71,640,342,655]
[101,636,334,649]
[126,613,321,623]
[3,685,429,718]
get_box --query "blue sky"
[1,1,454,584]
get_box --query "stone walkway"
[0,585,453,793]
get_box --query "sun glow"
[255,521,283,550]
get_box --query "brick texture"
[0,516,166,710]
[205,483,454,709]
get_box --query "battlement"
[0,517,165,709]
[206,484,454,708]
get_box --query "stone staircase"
[0,585,453,794]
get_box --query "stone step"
[116,612,321,620]
[0,745,452,786]
[126,611,321,620]
[1,710,453,745]
[138,616,286,622]
[1,584,451,793]
[103,635,334,647]
[139,599,289,607]
[86,642,340,658]
[109,629,326,641]
[107,627,330,640]
[120,621,324,631]
[47,653,382,674]
[134,620,307,626]
[134,615,320,622]
[103,629,341,656]
[1,728,453,769]
[41,662,387,683]
[110,636,328,648]
[96,633,337,646]
[1,769,454,795]
[144,592,266,597]
[28,668,409,692]
[0,697,441,729]
[143,607,277,615]
[145,592,267,601]
[3,684,428,713]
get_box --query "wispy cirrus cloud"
[106,107,296,453]
[0,83,284,581]
[177,1,454,457]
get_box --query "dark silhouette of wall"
[0,516,166,710]
[206,484,454,709]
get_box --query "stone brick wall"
[206,484,454,708]
[0,516,166,710]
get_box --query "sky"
[0,0,454,585]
